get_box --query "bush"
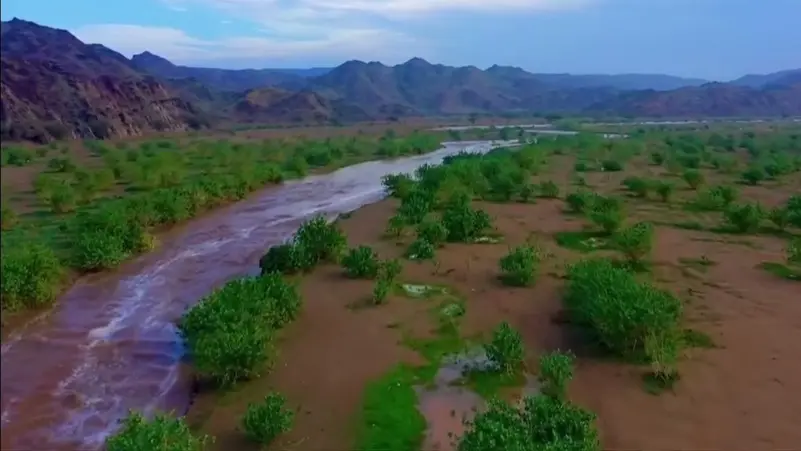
[788,238,800,264]
[50,184,78,213]
[416,219,448,247]
[241,393,294,445]
[69,206,154,271]
[565,191,596,214]
[741,166,766,185]
[47,157,76,173]
[441,195,492,242]
[655,181,674,202]
[294,216,347,264]
[682,169,704,190]
[397,189,433,225]
[457,395,599,451]
[538,351,575,401]
[612,222,655,263]
[178,274,301,386]
[601,160,623,172]
[621,177,650,198]
[385,214,407,238]
[650,152,665,165]
[499,245,541,287]
[371,260,402,305]
[106,411,211,451]
[405,238,435,260]
[485,322,524,374]
[768,207,790,231]
[586,196,624,234]
[382,173,416,199]
[1,204,18,230]
[564,259,682,363]
[723,203,764,234]
[538,180,560,198]
[342,245,381,279]
[1,242,64,311]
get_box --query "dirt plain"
[185,146,801,451]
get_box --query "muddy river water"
[0,140,518,451]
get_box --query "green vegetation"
[342,245,381,279]
[499,245,542,287]
[241,393,295,445]
[1,133,441,313]
[485,322,525,374]
[105,411,211,451]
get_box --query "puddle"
[415,349,541,450]
[401,284,437,298]
[473,236,502,244]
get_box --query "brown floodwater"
[0,141,517,451]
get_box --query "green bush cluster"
[564,259,682,374]
[342,245,381,279]
[105,411,211,451]
[723,203,764,234]
[259,216,347,275]
[612,221,655,264]
[1,241,64,311]
[241,393,294,445]
[458,352,598,451]
[372,259,402,305]
[499,245,542,287]
[178,273,301,386]
[485,322,525,374]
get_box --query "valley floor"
[186,153,801,450]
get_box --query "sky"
[1,0,799,81]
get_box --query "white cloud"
[72,23,419,64]
[73,0,596,65]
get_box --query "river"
[0,140,518,450]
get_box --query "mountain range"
[2,18,800,143]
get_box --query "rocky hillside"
[0,18,208,143]
[2,17,799,143]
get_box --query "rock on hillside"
[0,18,208,143]
[228,87,369,124]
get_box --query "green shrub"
[1,147,34,167]
[601,160,623,172]
[586,196,625,234]
[682,170,704,190]
[538,351,575,401]
[405,238,435,260]
[441,195,492,242]
[612,222,655,263]
[342,245,381,279]
[741,166,766,185]
[655,181,674,202]
[382,173,416,199]
[397,189,433,225]
[259,243,307,275]
[371,260,401,305]
[385,214,407,238]
[241,393,294,445]
[294,216,347,265]
[788,238,800,264]
[650,152,665,165]
[1,203,18,230]
[485,322,524,374]
[565,191,596,214]
[50,184,78,213]
[537,180,560,199]
[621,177,650,198]
[499,245,541,287]
[1,242,64,311]
[457,395,599,451]
[723,203,764,234]
[106,411,210,451]
[70,206,154,271]
[416,219,447,247]
[47,157,76,173]
[179,274,301,386]
[564,259,682,362]
[768,207,790,231]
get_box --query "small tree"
[724,203,764,234]
[612,221,655,264]
[485,322,525,374]
[106,411,210,451]
[499,245,541,287]
[655,181,674,202]
[587,196,625,234]
[241,393,294,445]
[341,245,381,279]
[538,351,575,401]
[682,169,704,190]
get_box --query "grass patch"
[461,369,526,399]
[642,370,681,395]
[553,230,610,253]
[757,262,801,281]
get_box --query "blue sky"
[2,0,799,80]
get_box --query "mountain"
[226,87,369,124]
[587,81,801,117]
[517,71,709,91]
[730,69,801,89]
[0,18,208,143]
[131,52,328,92]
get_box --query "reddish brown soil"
[188,154,801,450]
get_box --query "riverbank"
[183,137,801,450]
[0,131,452,326]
